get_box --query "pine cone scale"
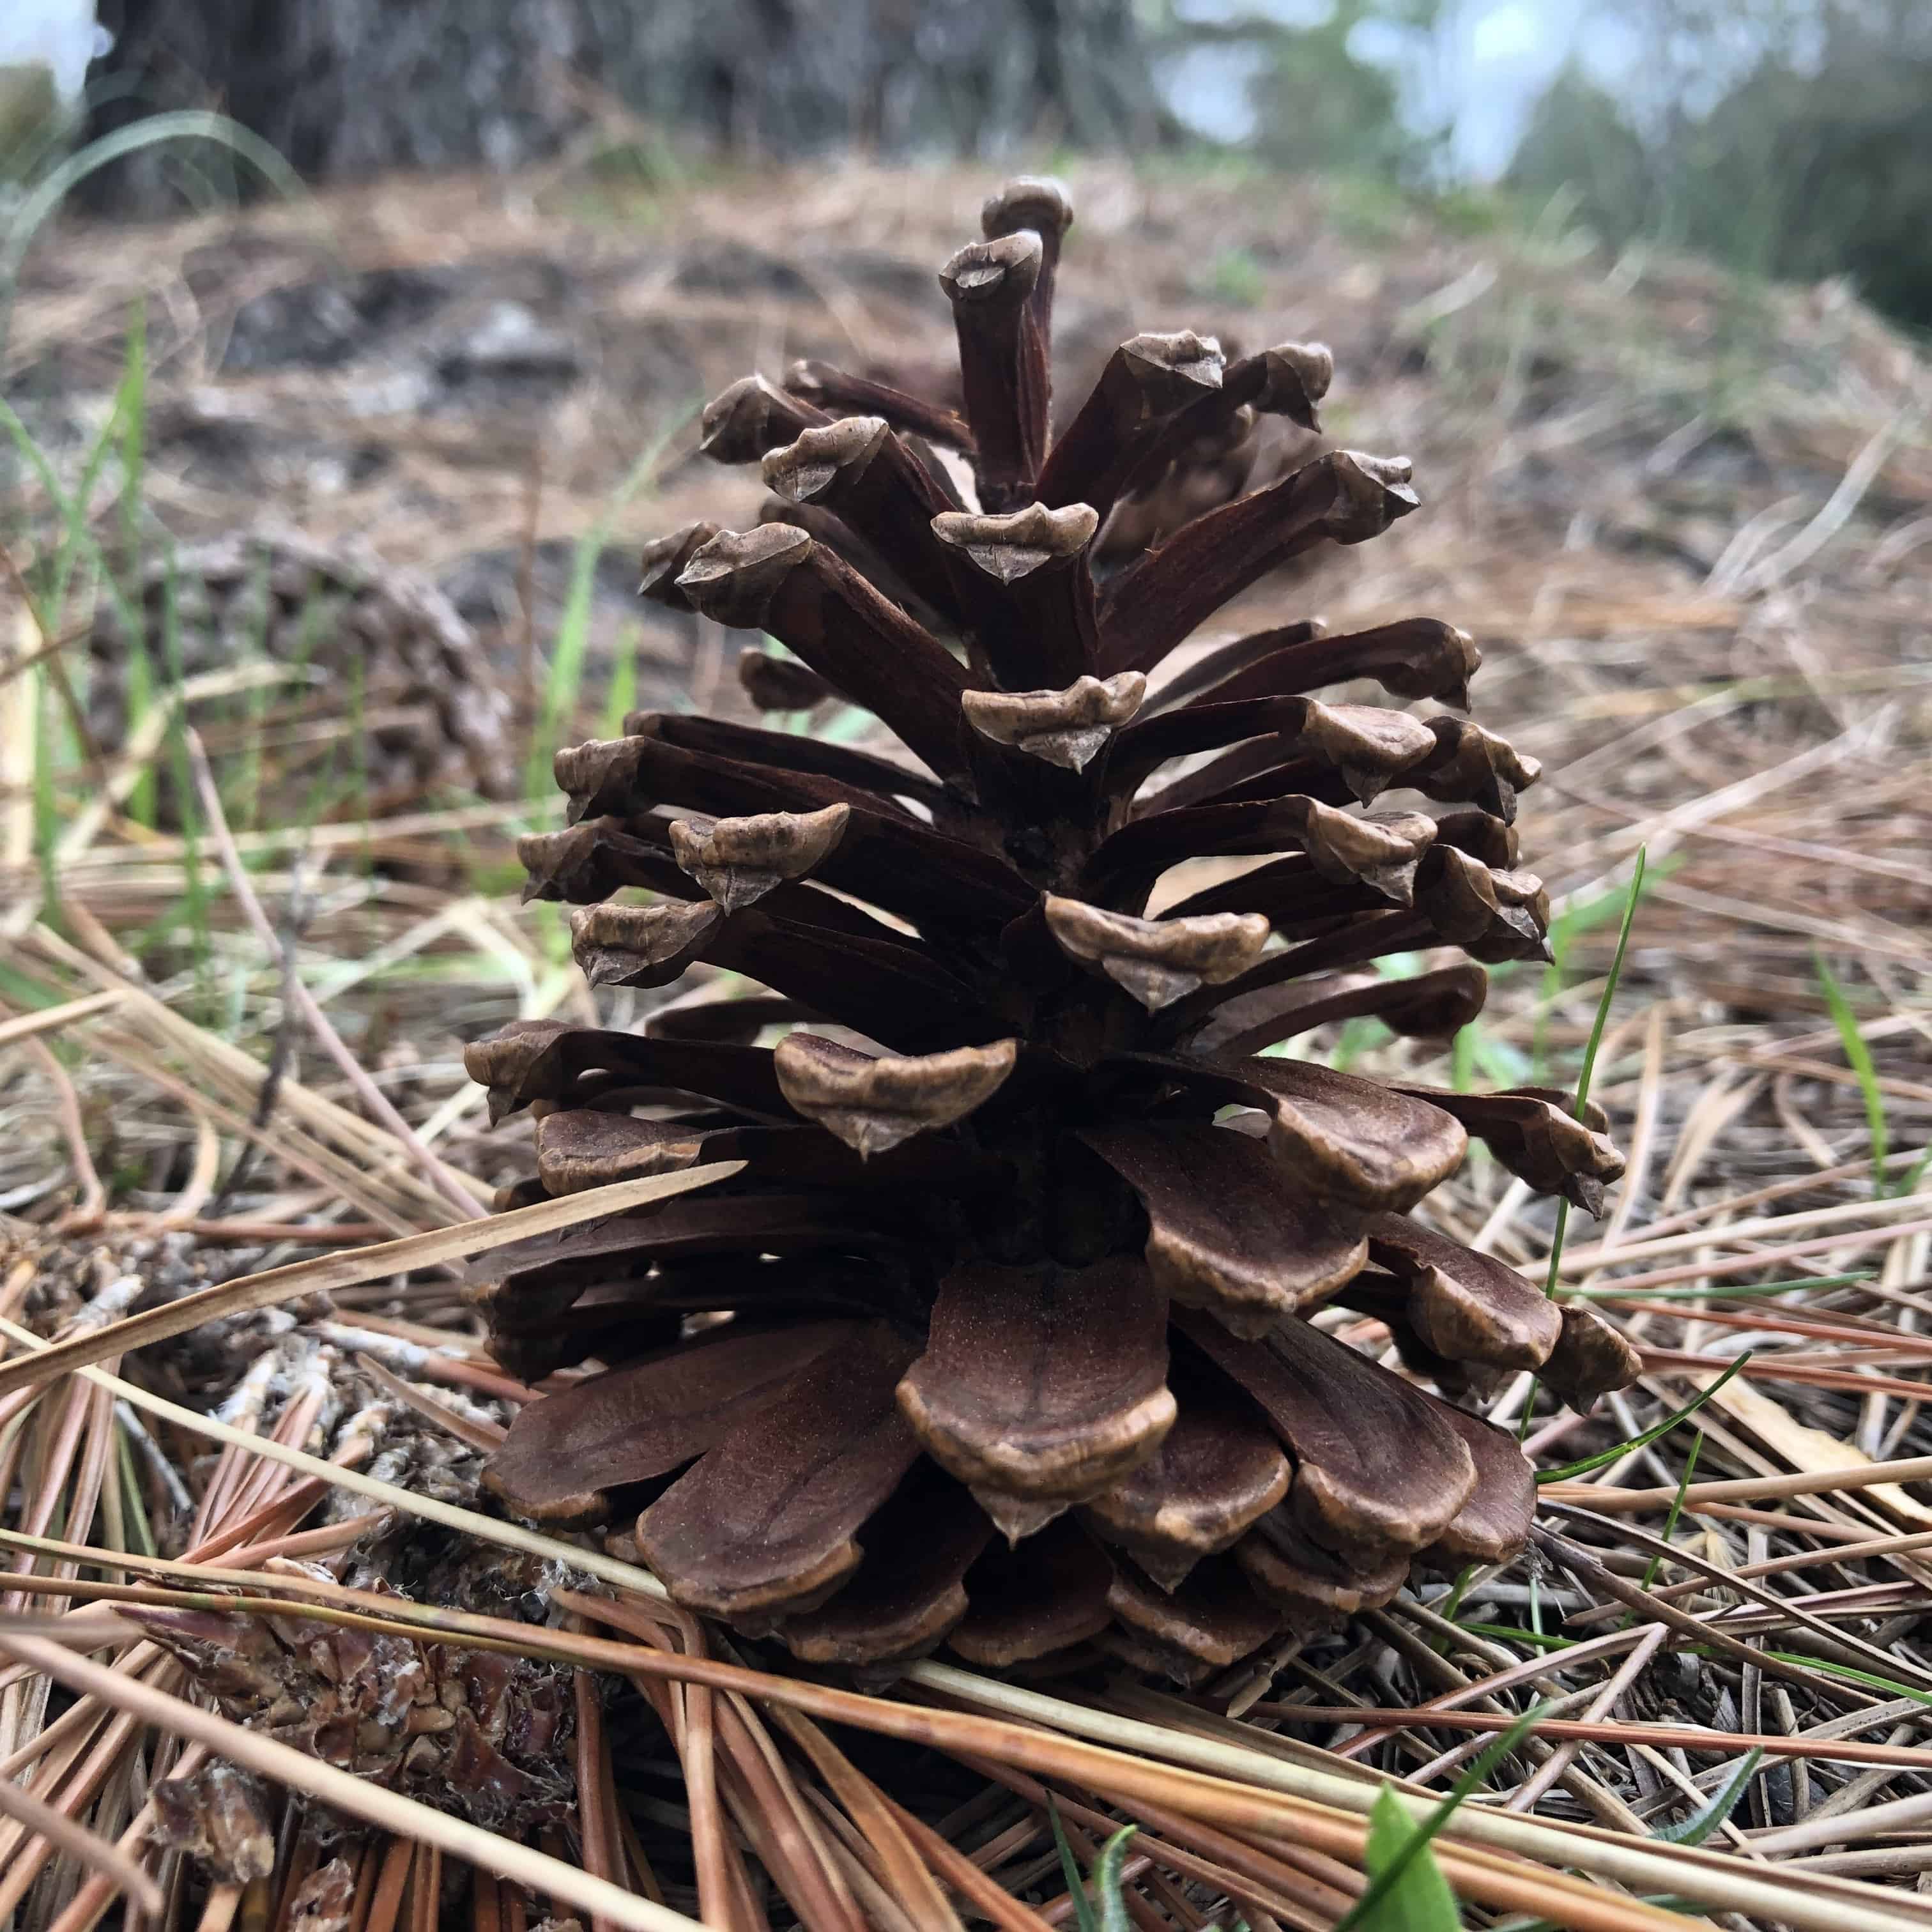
[1422,1400,1540,1564]
[947,1519,1114,1667]
[482,1319,856,1524]
[1081,1365,1291,1588]
[1096,452,1419,677]
[779,1468,993,1667]
[633,1323,923,1621]
[1080,1119,1368,1335]
[1176,1312,1479,1564]
[897,1257,1176,1500]
[1107,1556,1281,1671]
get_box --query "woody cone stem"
[466,177,1639,1684]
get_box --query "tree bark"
[82,0,1172,210]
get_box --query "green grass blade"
[121,291,147,470]
[1542,845,1650,1298]
[1537,1353,1750,1482]
[1046,1799,1099,1932]
[1756,1654,1932,1707]
[598,624,641,741]
[1638,1428,1703,1593]
[1091,1826,1139,1932]
[158,549,212,1013]
[1521,847,1650,1436]
[1353,1786,1462,1932]
[1813,950,1889,1188]
[1437,1562,1479,1627]
[1573,847,1650,1109]
[1456,1624,1575,1652]
[1570,846,1648,1115]
[119,293,146,565]
[236,549,277,832]
[43,311,137,622]
[0,392,154,648]
[119,298,157,822]
[1334,1703,1554,1932]
[31,665,59,912]
[124,638,158,827]
[525,403,697,797]
[1535,859,1674,1078]
[528,526,605,799]
[1653,1747,1763,1844]
[1559,1269,1871,1301]
[2,112,309,347]
[112,1422,156,1560]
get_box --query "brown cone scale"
[466,177,1639,1673]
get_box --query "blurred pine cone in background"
[464,177,1639,1683]
[87,532,519,817]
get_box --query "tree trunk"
[82,0,1171,210]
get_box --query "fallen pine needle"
[0,1736,165,1915]
[0,1160,745,1402]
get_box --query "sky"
[1160,0,1651,179]
[0,0,108,102]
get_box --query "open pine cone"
[464,178,1641,1684]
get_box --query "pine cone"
[151,1763,276,1883]
[466,178,1639,1684]
[88,532,519,815]
[140,1557,576,1832]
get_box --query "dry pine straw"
[0,735,1928,1926]
[1,161,1930,1932]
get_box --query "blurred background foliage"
[4,0,1930,329]
[1506,4,1932,327]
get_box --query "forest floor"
[0,153,1930,1932]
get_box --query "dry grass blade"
[0,1162,744,1402]
[7,1571,1706,1932]
[0,992,125,1049]
[180,726,484,1219]
[877,1797,1056,1932]
[8,1482,1924,1932]
[0,1613,138,1644]
[351,1352,508,1452]
[1254,1705,1932,1774]
[1542,1452,1932,1512]
[767,1709,964,1932]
